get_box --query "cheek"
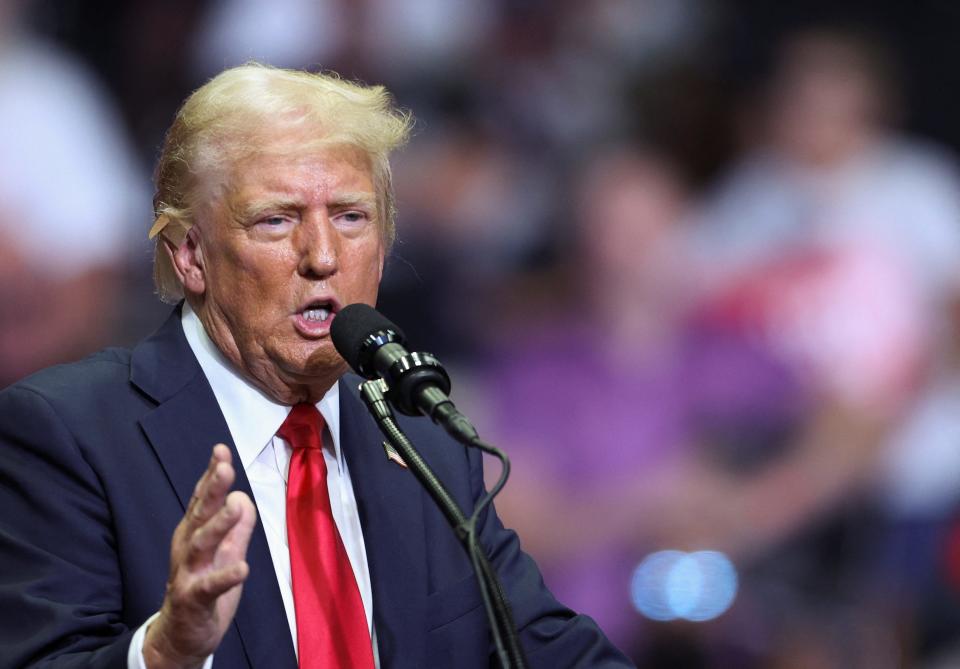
[222,244,294,287]
[362,249,386,293]
[208,246,292,317]
[342,236,384,279]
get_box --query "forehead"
[236,135,371,184]
[198,125,376,207]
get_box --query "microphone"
[333,305,525,667]
[331,304,478,441]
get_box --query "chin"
[289,348,347,380]
[265,336,339,379]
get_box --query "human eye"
[246,211,296,239]
[333,209,372,231]
[254,213,295,229]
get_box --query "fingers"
[185,444,234,532]
[191,491,257,602]
[190,558,251,606]
[221,491,257,558]
[149,446,256,665]
[187,490,256,568]
[187,492,240,567]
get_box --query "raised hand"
[143,444,257,669]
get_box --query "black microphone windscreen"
[331,303,406,372]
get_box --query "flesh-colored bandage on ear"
[148,214,171,240]
[149,214,190,243]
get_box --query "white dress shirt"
[129,303,378,668]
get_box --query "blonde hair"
[150,63,413,303]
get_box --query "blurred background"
[5,0,960,666]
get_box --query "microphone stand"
[359,379,529,669]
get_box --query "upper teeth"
[303,307,330,322]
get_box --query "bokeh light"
[631,550,738,622]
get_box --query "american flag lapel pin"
[382,441,408,468]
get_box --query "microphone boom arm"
[358,379,528,669]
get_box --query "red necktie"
[279,403,375,669]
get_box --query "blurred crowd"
[5,0,960,666]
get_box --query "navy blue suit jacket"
[0,309,631,668]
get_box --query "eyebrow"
[233,192,378,221]
[233,197,303,222]
[328,192,377,210]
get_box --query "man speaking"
[0,64,630,668]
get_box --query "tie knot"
[278,403,326,451]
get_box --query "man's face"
[176,134,385,402]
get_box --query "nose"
[296,214,339,279]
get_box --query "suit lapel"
[339,378,428,669]
[133,308,297,669]
[131,311,432,669]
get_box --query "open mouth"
[300,301,334,323]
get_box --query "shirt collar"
[181,302,342,471]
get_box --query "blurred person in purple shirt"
[478,148,706,647]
